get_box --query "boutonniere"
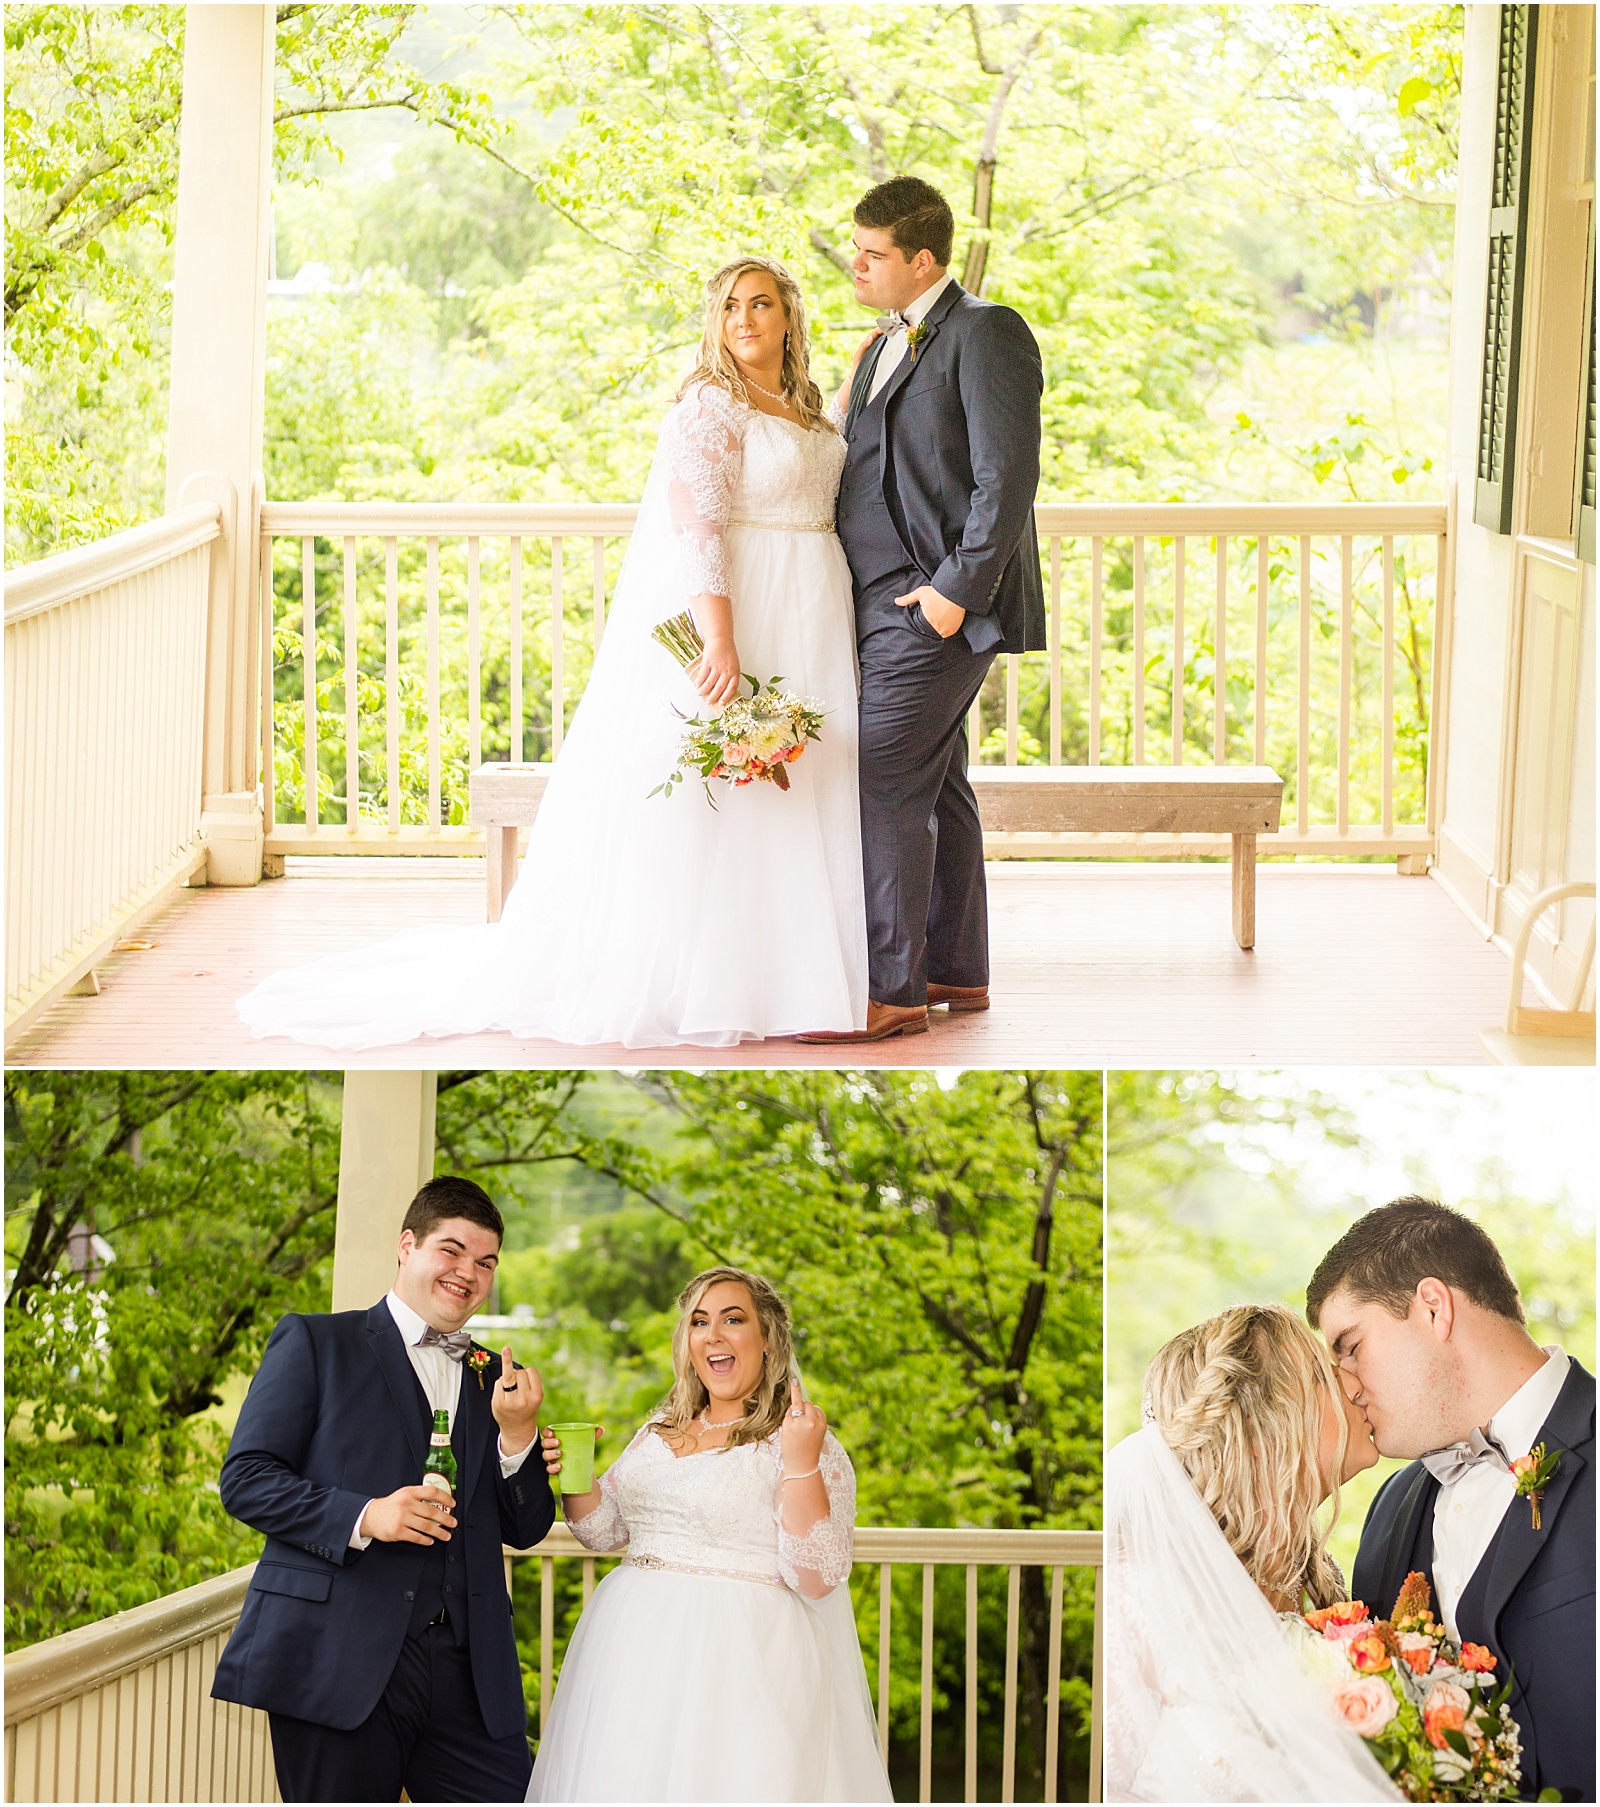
[905,320,929,360]
[1509,1442,1561,1529]
[466,1348,492,1391]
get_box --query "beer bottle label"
[429,1432,450,1447]
[422,1470,452,1491]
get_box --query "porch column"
[166,4,275,886]
[332,1072,439,1312]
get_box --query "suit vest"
[836,368,916,597]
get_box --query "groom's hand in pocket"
[895,585,966,639]
[491,1345,543,1456]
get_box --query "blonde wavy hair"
[658,1266,797,1450]
[678,257,832,432]
[1144,1303,1348,1612]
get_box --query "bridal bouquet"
[1292,1574,1537,1802]
[650,611,826,805]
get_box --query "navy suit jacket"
[844,279,1046,656]
[211,1301,555,1739]
[1351,1360,1595,1802]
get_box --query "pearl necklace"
[697,1408,746,1438]
[739,370,789,403]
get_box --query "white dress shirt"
[348,1290,532,1549]
[1430,1344,1569,1639]
[867,270,955,402]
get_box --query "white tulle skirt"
[528,1568,892,1803]
[237,524,868,1050]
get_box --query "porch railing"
[260,494,1451,864]
[4,504,219,1036]
[4,1524,1102,1805]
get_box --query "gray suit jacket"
[844,279,1046,655]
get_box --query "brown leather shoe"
[927,983,990,1012]
[794,1000,930,1043]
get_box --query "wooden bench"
[970,766,1282,948]
[469,760,1283,948]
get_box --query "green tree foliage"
[3,1,503,557]
[3,1071,344,1648]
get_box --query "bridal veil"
[1105,1426,1398,1802]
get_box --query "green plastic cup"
[548,1422,598,1494]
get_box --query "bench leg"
[1231,834,1257,949]
[486,826,518,923]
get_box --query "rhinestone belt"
[727,519,835,534]
[624,1552,783,1586]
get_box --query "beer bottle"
[422,1408,457,1494]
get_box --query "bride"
[527,1267,891,1803]
[238,258,868,1049]
[1107,1303,1400,1803]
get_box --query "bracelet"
[781,1467,820,1481]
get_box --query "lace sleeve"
[776,1429,855,1594]
[661,382,744,599]
[564,1421,655,1554]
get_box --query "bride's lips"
[706,1353,735,1375]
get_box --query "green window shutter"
[1576,213,1596,564]
[1475,4,1540,534]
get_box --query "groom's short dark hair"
[1306,1196,1525,1327]
[855,176,955,268]
[402,1175,504,1245]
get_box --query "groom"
[1309,1197,1594,1802]
[800,175,1045,1043]
[211,1176,556,1802]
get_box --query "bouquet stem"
[652,610,749,693]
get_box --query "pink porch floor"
[8,859,1518,1070]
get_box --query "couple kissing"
[1108,1196,1594,1803]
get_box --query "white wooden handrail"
[4,502,221,623]
[1503,881,1596,1032]
[5,1526,1103,1805]
[259,494,1449,866]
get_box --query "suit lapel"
[1376,1463,1439,1622]
[366,1300,431,1471]
[1458,1364,1593,1649]
[845,337,887,438]
[454,1341,494,1515]
[877,279,965,418]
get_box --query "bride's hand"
[779,1378,827,1474]
[849,327,882,371]
[688,633,743,706]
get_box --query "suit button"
[404,1591,415,1601]
[448,1554,457,1564]
[444,1585,453,1593]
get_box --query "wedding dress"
[237,384,867,1049]
[528,1421,892,1803]
[1105,1427,1399,1803]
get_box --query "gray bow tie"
[883,309,909,332]
[417,1325,474,1361]
[1420,1425,1511,1485]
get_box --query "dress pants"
[268,1624,531,1803]
[856,578,997,1006]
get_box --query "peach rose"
[1306,1600,1369,1632]
[1509,1452,1537,1481]
[1348,1633,1392,1674]
[1459,1643,1497,1674]
[1423,1681,1472,1750]
[1330,1675,1400,1739]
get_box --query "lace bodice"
[660,384,847,597]
[566,1418,856,1593]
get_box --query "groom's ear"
[1415,1276,1456,1341]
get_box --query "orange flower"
[1306,1600,1369,1632]
[1423,1682,1472,1750]
[1348,1634,1392,1674]
[1398,1634,1434,1675]
[1459,1643,1497,1673]
[1509,1453,1537,1481]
